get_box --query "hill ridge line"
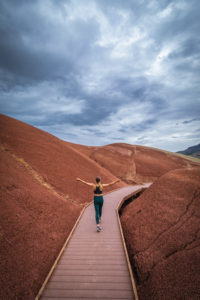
[0,145,81,206]
[89,146,138,183]
[66,143,122,181]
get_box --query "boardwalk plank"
[50,275,130,283]
[57,264,128,271]
[53,269,130,277]
[46,281,132,290]
[39,185,148,300]
[42,288,133,298]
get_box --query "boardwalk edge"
[35,184,147,300]
[35,206,86,300]
[116,187,144,300]
[34,186,123,299]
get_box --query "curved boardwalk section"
[39,185,147,299]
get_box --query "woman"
[76,176,120,232]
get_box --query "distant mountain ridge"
[177,143,200,158]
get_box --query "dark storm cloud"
[182,118,200,125]
[0,0,199,151]
[169,38,200,60]
[149,0,200,43]
[44,106,112,127]
[0,0,100,82]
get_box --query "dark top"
[94,185,103,194]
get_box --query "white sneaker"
[97,225,102,232]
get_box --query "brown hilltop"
[70,141,197,183]
[0,114,125,205]
[121,167,200,300]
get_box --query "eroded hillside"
[0,146,81,299]
[0,114,125,205]
[0,114,124,299]
[70,142,197,183]
[1,114,199,300]
[121,167,200,300]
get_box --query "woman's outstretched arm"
[76,178,94,187]
[102,179,120,187]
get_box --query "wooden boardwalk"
[39,185,148,300]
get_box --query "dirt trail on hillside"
[70,142,198,184]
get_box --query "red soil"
[0,114,125,205]
[121,167,200,300]
[0,114,124,299]
[0,148,81,299]
[71,142,197,183]
[1,114,199,299]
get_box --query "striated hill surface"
[0,147,81,299]
[70,142,197,183]
[1,113,200,299]
[0,114,124,299]
[0,114,124,205]
[121,167,200,300]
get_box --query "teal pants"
[94,196,104,224]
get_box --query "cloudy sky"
[0,0,200,151]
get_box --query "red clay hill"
[121,167,200,300]
[0,113,199,299]
[70,141,197,183]
[0,114,124,299]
